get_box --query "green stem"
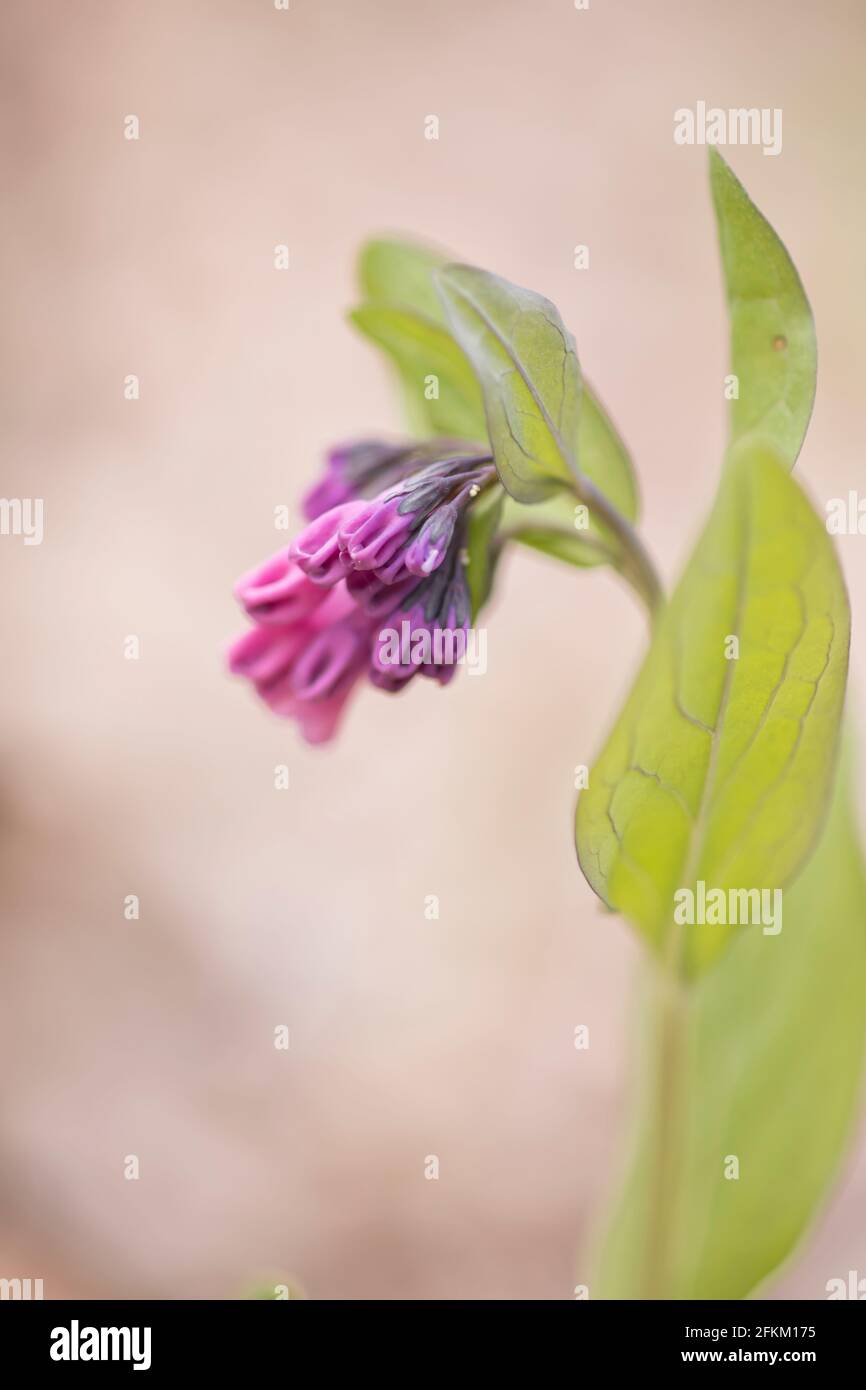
[518,486,683,1295]
[506,493,683,1294]
[575,474,664,617]
[501,510,663,619]
[641,966,688,1298]
[497,524,619,567]
[528,497,680,1296]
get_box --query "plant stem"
[531,483,682,1295]
[496,524,619,566]
[576,474,664,617]
[621,539,687,1301]
[500,508,662,618]
[525,482,678,1290]
[543,497,680,1296]
[641,966,688,1298]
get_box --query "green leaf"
[435,264,581,504]
[710,151,816,470]
[576,441,849,977]
[349,304,487,443]
[578,385,639,523]
[358,237,447,325]
[497,388,639,569]
[354,238,486,439]
[354,236,638,542]
[595,743,866,1298]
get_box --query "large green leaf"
[353,237,638,559]
[595,745,866,1298]
[710,151,816,470]
[357,237,447,325]
[435,265,581,503]
[353,239,485,440]
[349,305,487,443]
[576,441,849,977]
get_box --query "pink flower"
[234,549,329,626]
[289,501,366,586]
[227,440,499,743]
[228,583,370,745]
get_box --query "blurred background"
[2,0,865,1299]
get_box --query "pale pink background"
[2,0,865,1299]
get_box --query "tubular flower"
[228,440,498,742]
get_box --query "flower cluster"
[228,441,497,743]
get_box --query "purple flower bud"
[369,663,418,693]
[302,469,356,521]
[403,502,458,577]
[338,495,413,571]
[346,569,416,619]
[370,606,429,680]
[229,438,499,742]
[290,501,366,585]
[302,440,420,520]
[290,612,373,701]
[371,548,412,586]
